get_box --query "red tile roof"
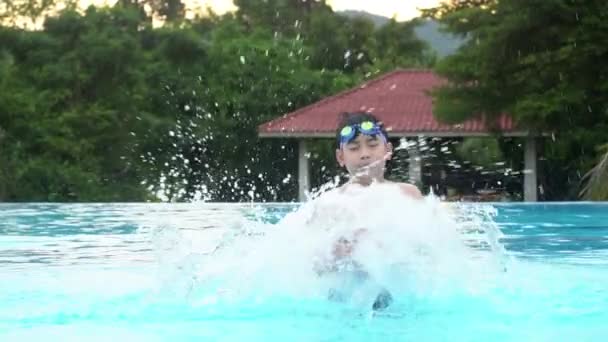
[258,69,525,138]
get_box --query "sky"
[79,0,442,21]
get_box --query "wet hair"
[335,112,389,148]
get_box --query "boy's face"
[335,133,393,181]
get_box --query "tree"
[423,0,608,200]
[0,0,78,28]
[0,6,158,201]
[233,0,331,35]
[374,18,436,69]
[0,1,442,202]
[141,19,351,201]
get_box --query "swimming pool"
[1,202,607,341]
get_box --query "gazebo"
[258,69,539,202]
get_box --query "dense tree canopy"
[0,1,434,201]
[423,0,608,200]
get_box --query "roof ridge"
[257,68,434,131]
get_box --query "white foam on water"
[164,182,509,309]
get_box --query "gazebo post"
[407,137,423,187]
[298,139,310,202]
[523,135,538,202]
[257,70,531,203]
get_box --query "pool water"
[1,202,608,341]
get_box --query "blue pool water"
[1,202,608,341]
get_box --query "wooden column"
[407,138,423,187]
[523,136,538,202]
[298,139,310,202]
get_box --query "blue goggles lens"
[339,121,386,146]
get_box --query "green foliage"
[0,2,434,202]
[423,0,608,199]
[457,137,504,167]
[0,0,77,27]
[580,144,608,201]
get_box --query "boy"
[334,112,423,199]
[312,112,424,310]
[330,111,423,257]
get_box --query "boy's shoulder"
[392,181,424,199]
[333,181,423,199]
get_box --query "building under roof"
[258,69,539,202]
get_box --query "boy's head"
[335,112,392,182]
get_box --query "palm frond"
[580,144,608,200]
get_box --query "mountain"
[413,19,465,58]
[337,10,464,58]
[338,10,391,26]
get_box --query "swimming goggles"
[339,121,387,147]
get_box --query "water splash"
[167,184,509,309]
